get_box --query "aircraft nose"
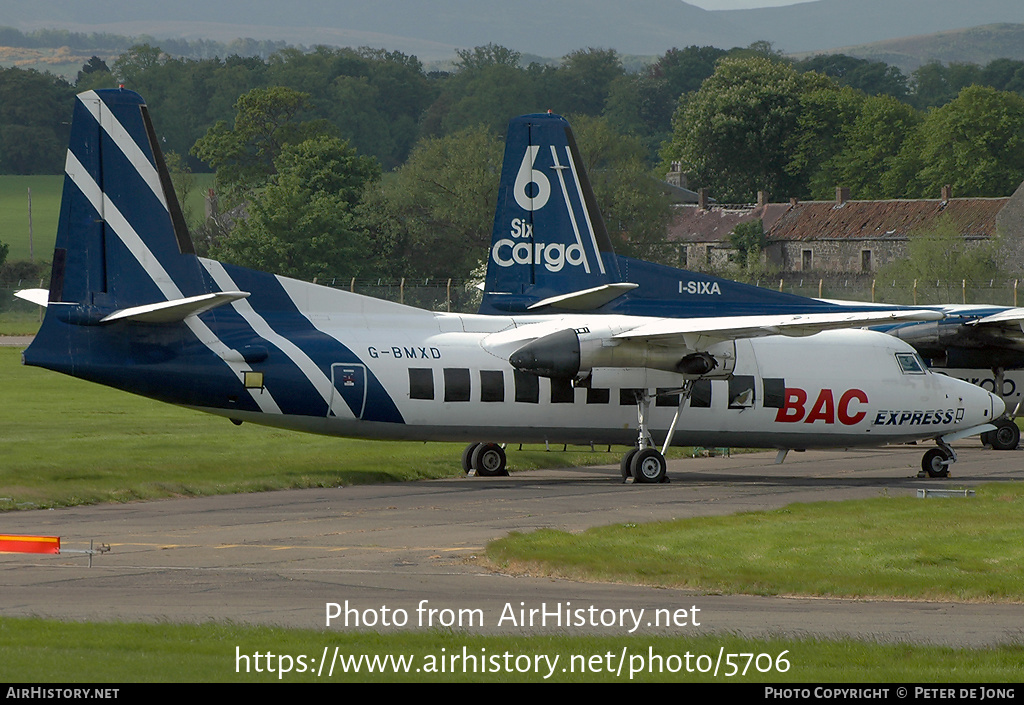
[946,376,1005,427]
[990,390,1007,420]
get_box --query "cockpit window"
[896,352,926,374]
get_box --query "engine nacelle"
[509,326,736,380]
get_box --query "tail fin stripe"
[563,146,607,276]
[77,91,169,213]
[66,150,283,415]
[548,146,592,275]
[201,259,355,419]
[65,150,179,299]
[183,315,284,416]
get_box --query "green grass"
[0,347,617,509]
[0,173,214,266]
[0,175,62,263]
[1,617,1021,682]
[0,306,42,335]
[488,484,1024,603]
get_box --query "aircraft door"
[329,363,367,419]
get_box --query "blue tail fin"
[481,112,886,318]
[481,112,625,313]
[47,88,208,319]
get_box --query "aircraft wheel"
[461,443,481,474]
[921,448,951,478]
[631,448,667,484]
[472,443,508,477]
[620,448,639,482]
[980,430,994,447]
[990,419,1020,451]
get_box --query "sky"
[686,0,807,9]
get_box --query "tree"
[191,86,332,199]
[729,219,765,263]
[360,125,504,280]
[793,54,908,100]
[605,46,726,159]
[910,61,982,109]
[568,115,672,263]
[553,47,625,115]
[454,44,521,72]
[664,56,810,202]
[210,135,380,281]
[75,56,113,90]
[909,86,1024,198]
[0,67,74,174]
[818,94,922,199]
[112,44,165,85]
[878,215,1001,292]
[789,83,865,199]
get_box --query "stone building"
[665,183,1024,276]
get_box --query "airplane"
[481,111,1024,453]
[14,89,1003,486]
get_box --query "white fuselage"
[196,283,1003,451]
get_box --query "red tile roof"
[666,198,1009,244]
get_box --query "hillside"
[818,23,1024,73]
[0,0,1021,61]
[719,0,1024,53]
[0,0,747,61]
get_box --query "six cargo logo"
[491,144,600,274]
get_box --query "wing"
[967,307,1024,328]
[611,309,945,347]
[486,308,944,380]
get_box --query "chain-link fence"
[313,277,483,313]
[753,277,1024,307]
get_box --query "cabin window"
[690,380,712,408]
[514,370,539,403]
[656,388,681,407]
[408,368,434,400]
[586,387,610,404]
[895,353,926,374]
[729,376,756,409]
[763,378,786,409]
[620,388,643,406]
[550,378,575,403]
[480,370,504,402]
[443,368,471,402]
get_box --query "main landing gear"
[618,383,694,484]
[461,442,509,477]
[979,368,1020,451]
[981,418,1020,451]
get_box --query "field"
[1,618,1021,682]
[488,484,1024,603]
[0,173,214,268]
[0,175,62,263]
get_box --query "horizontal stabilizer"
[100,291,250,324]
[968,308,1024,327]
[527,283,639,310]
[14,289,50,307]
